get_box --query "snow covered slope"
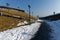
[0,22,41,40]
[46,20,60,40]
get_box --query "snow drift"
[0,21,41,40]
[31,20,60,40]
[46,20,60,40]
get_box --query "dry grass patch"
[0,16,21,31]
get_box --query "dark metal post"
[0,8,1,16]
[0,8,2,16]
[28,5,31,23]
[53,12,55,15]
[32,12,33,18]
[6,3,10,13]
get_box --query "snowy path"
[0,22,41,40]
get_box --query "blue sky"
[0,0,60,17]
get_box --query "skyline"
[0,0,60,17]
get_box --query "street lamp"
[17,6,20,9]
[6,3,10,13]
[32,12,33,18]
[6,3,10,7]
[28,5,31,23]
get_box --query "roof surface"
[0,6,24,12]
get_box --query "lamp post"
[6,3,10,7]
[17,6,19,9]
[6,3,10,13]
[28,5,31,23]
[53,12,55,15]
[32,12,33,18]
[0,7,1,15]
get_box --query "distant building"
[0,6,35,20]
[39,13,60,21]
[0,6,24,12]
